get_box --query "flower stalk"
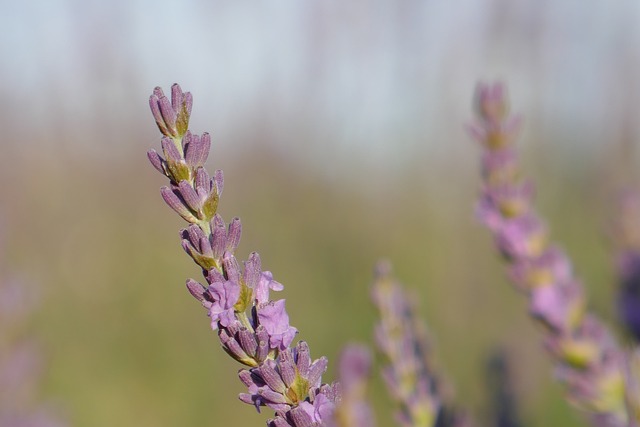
[371,261,469,427]
[147,84,339,426]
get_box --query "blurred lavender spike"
[471,82,635,426]
[610,189,640,342]
[331,344,376,427]
[371,260,469,427]
[147,84,339,425]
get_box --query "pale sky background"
[1,0,640,177]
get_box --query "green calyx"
[285,374,310,405]
[176,103,190,137]
[166,159,192,184]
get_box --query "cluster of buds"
[371,261,469,427]
[147,84,339,426]
[470,82,635,426]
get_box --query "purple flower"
[256,271,284,305]
[529,280,584,333]
[494,214,547,260]
[206,279,240,330]
[300,392,337,423]
[238,341,334,419]
[508,246,572,291]
[257,299,298,350]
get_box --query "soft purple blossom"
[257,300,298,350]
[206,279,240,330]
[256,271,284,305]
[508,246,572,291]
[493,213,547,260]
[528,280,584,333]
[471,82,631,426]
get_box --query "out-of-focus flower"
[471,82,633,426]
[331,344,376,427]
[371,261,470,427]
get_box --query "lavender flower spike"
[371,261,469,427]
[470,82,634,426]
[147,84,338,425]
[330,344,376,427]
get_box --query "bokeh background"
[2,1,640,426]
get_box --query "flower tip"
[186,278,207,303]
[152,86,164,98]
[475,81,509,121]
[147,149,165,174]
[374,259,392,278]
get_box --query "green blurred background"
[2,1,640,426]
